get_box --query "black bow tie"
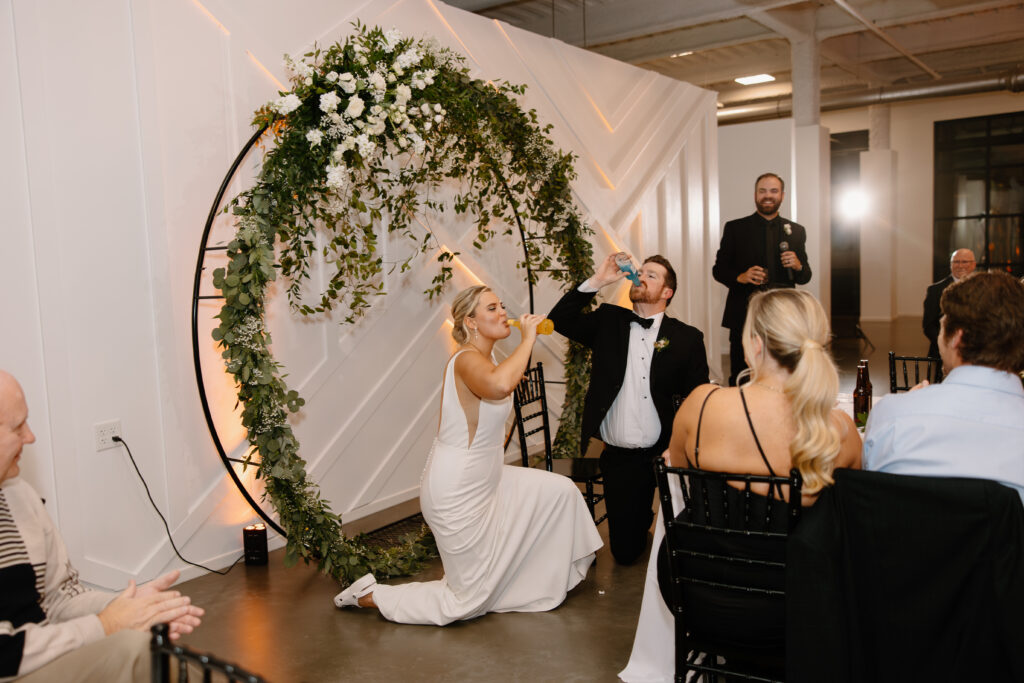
[631,315,654,329]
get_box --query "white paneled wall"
[0,0,717,588]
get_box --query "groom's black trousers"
[599,443,659,565]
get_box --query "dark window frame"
[933,111,1024,281]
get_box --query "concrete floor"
[175,316,930,682]
[178,514,643,683]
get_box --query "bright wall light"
[735,74,775,85]
[838,186,870,221]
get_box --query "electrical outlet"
[94,420,122,451]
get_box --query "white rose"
[326,71,339,82]
[345,95,365,119]
[271,93,302,115]
[433,103,442,113]
[370,104,383,115]
[387,73,396,83]
[424,121,432,131]
[433,114,443,123]
[395,84,411,105]
[420,103,431,116]
[320,91,341,113]
[325,163,347,189]
[358,55,368,66]
[369,72,386,91]
[305,77,313,86]
[306,129,324,146]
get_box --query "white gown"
[373,349,603,625]
[618,476,683,682]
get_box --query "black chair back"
[512,363,605,524]
[787,469,1024,682]
[512,362,553,470]
[655,460,802,682]
[151,624,267,683]
[888,351,942,392]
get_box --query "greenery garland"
[211,24,593,585]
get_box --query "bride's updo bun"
[451,285,492,344]
[741,289,840,494]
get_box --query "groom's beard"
[629,284,659,305]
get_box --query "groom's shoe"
[333,573,377,608]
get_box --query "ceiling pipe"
[717,69,1024,125]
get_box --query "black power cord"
[114,436,244,576]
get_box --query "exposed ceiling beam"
[831,0,941,79]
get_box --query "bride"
[334,285,603,625]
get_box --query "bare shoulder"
[452,348,490,375]
[682,383,725,410]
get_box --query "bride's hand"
[517,314,543,340]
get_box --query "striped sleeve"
[0,480,109,681]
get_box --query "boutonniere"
[654,338,670,352]
[783,223,792,236]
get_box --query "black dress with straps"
[657,387,790,664]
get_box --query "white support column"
[793,125,831,315]
[789,6,820,127]
[860,105,898,321]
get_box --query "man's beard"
[629,285,659,304]
[758,198,779,215]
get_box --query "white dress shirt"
[579,280,663,449]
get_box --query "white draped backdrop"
[0,0,719,588]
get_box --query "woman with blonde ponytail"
[667,288,861,504]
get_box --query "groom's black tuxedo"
[549,285,709,564]
[549,287,709,455]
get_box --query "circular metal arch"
[191,128,541,538]
[191,124,286,536]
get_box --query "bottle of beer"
[853,361,871,429]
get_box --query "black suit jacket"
[922,274,953,357]
[712,212,812,330]
[548,285,710,455]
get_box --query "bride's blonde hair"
[740,289,840,494]
[450,285,492,344]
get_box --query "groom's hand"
[588,253,628,290]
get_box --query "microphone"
[780,241,794,282]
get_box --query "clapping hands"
[99,570,204,640]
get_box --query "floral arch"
[208,24,594,584]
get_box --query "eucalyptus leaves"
[212,23,593,585]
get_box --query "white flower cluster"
[254,404,286,435]
[395,48,422,72]
[234,315,266,352]
[266,29,456,207]
[382,28,403,54]
[271,93,301,115]
[411,69,435,90]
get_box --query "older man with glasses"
[923,248,976,358]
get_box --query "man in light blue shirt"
[863,272,1024,501]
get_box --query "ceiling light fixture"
[670,51,693,58]
[735,74,775,85]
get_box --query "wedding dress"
[372,349,603,625]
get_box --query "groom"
[549,254,709,564]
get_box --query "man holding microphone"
[713,172,811,386]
